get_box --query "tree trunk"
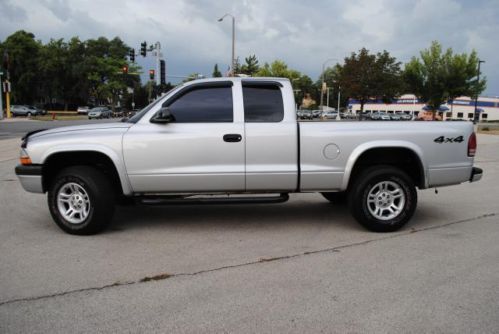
[359,100,365,121]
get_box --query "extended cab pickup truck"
[15,77,482,235]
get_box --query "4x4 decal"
[434,135,464,144]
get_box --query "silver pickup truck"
[15,77,482,235]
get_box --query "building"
[348,94,499,121]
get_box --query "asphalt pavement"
[0,118,117,139]
[0,126,498,333]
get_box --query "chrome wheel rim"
[367,181,405,221]
[57,182,91,224]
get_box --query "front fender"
[41,144,133,195]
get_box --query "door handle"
[223,134,242,142]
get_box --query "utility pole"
[326,87,331,108]
[336,87,341,121]
[474,59,485,124]
[320,58,337,110]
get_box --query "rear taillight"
[468,132,477,157]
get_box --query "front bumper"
[15,165,44,193]
[470,167,483,183]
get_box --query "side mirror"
[150,107,174,124]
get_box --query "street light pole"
[218,13,236,77]
[320,58,338,110]
[474,59,485,124]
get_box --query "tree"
[83,37,132,110]
[0,30,42,104]
[256,60,316,108]
[240,54,260,76]
[256,60,300,79]
[445,49,486,115]
[403,41,486,119]
[212,63,222,77]
[337,48,403,115]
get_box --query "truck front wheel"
[348,166,417,232]
[48,166,115,235]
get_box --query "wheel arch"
[41,147,132,196]
[342,141,427,191]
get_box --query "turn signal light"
[20,156,32,165]
[20,149,32,165]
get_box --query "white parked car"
[322,111,339,119]
[371,112,391,120]
[77,106,91,115]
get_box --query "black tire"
[321,191,347,204]
[348,165,417,232]
[48,166,115,235]
[27,112,32,117]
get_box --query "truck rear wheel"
[48,166,115,235]
[348,166,417,232]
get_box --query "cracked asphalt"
[0,127,498,333]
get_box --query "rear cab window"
[242,82,284,122]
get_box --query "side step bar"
[139,193,289,205]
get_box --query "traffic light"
[2,51,9,71]
[140,42,147,57]
[129,49,135,62]
[122,65,128,74]
[149,69,155,80]
[160,60,166,85]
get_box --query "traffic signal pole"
[5,85,10,118]
[5,81,11,118]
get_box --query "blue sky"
[1,0,498,95]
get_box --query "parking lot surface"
[0,130,498,333]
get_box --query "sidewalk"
[0,117,36,122]
[0,137,20,162]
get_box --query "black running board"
[139,193,289,205]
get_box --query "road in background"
[0,119,117,139]
[0,132,498,333]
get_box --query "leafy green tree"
[404,41,486,119]
[256,60,300,79]
[256,60,317,108]
[212,64,222,77]
[0,30,42,104]
[445,48,486,114]
[240,54,260,76]
[337,48,402,115]
[83,37,131,110]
